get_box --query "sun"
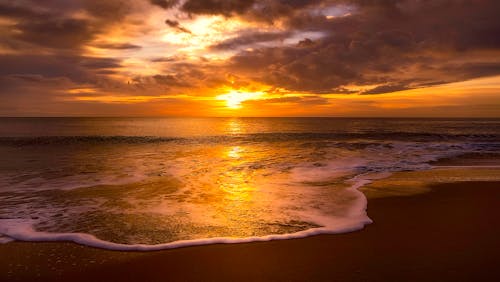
[216,90,263,109]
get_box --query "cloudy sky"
[1,0,499,116]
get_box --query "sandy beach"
[1,177,499,282]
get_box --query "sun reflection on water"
[226,118,243,135]
[220,146,254,201]
[227,146,242,159]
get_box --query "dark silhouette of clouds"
[0,0,499,115]
[92,43,142,50]
[165,19,192,33]
[221,0,500,93]
[149,0,179,9]
[181,0,256,16]
[210,31,291,50]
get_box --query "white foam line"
[0,235,14,244]
[0,173,377,251]
[0,218,371,251]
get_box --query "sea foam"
[0,174,373,251]
[1,119,499,251]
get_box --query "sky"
[0,0,499,117]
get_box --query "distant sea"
[0,118,499,250]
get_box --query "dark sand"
[431,152,500,166]
[1,181,499,281]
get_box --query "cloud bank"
[0,0,499,116]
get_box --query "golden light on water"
[220,146,255,203]
[227,146,243,159]
[226,118,244,134]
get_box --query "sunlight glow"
[219,146,255,201]
[216,90,264,109]
[227,146,243,159]
[161,16,249,56]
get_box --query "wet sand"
[1,180,499,281]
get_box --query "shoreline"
[1,180,499,281]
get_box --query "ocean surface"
[0,118,499,250]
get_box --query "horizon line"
[1,116,499,119]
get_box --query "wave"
[1,132,499,146]
[0,175,373,251]
[0,136,180,146]
[0,219,370,251]
[0,129,498,251]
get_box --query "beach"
[1,172,498,281]
[1,118,499,281]
[1,0,500,279]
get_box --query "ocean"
[0,117,499,250]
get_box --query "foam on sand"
[1,120,498,251]
[0,173,376,251]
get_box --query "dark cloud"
[151,74,190,87]
[13,18,94,49]
[210,31,291,50]
[179,0,324,23]
[0,2,90,50]
[362,84,411,95]
[126,60,230,94]
[223,0,500,93]
[0,1,138,51]
[244,0,325,24]
[0,2,42,18]
[149,0,179,9]
[1,0,500,116]
[92,43,142,50]
[165,19,191,33]
[83,0,135,22]
[181,0,256,16]
[331,87,357,94]
[150,57,178,63]
[297,38,316,48]
[80,57,122,69]
[0,0,140,101]
[0,55,121,84]
[254,96,329,105]
[439,62,500,81]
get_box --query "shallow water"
[0,118,499,250]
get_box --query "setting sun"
[216,90,264,109]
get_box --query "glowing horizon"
[0,1,499,117]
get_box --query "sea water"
[0,118,499,250]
